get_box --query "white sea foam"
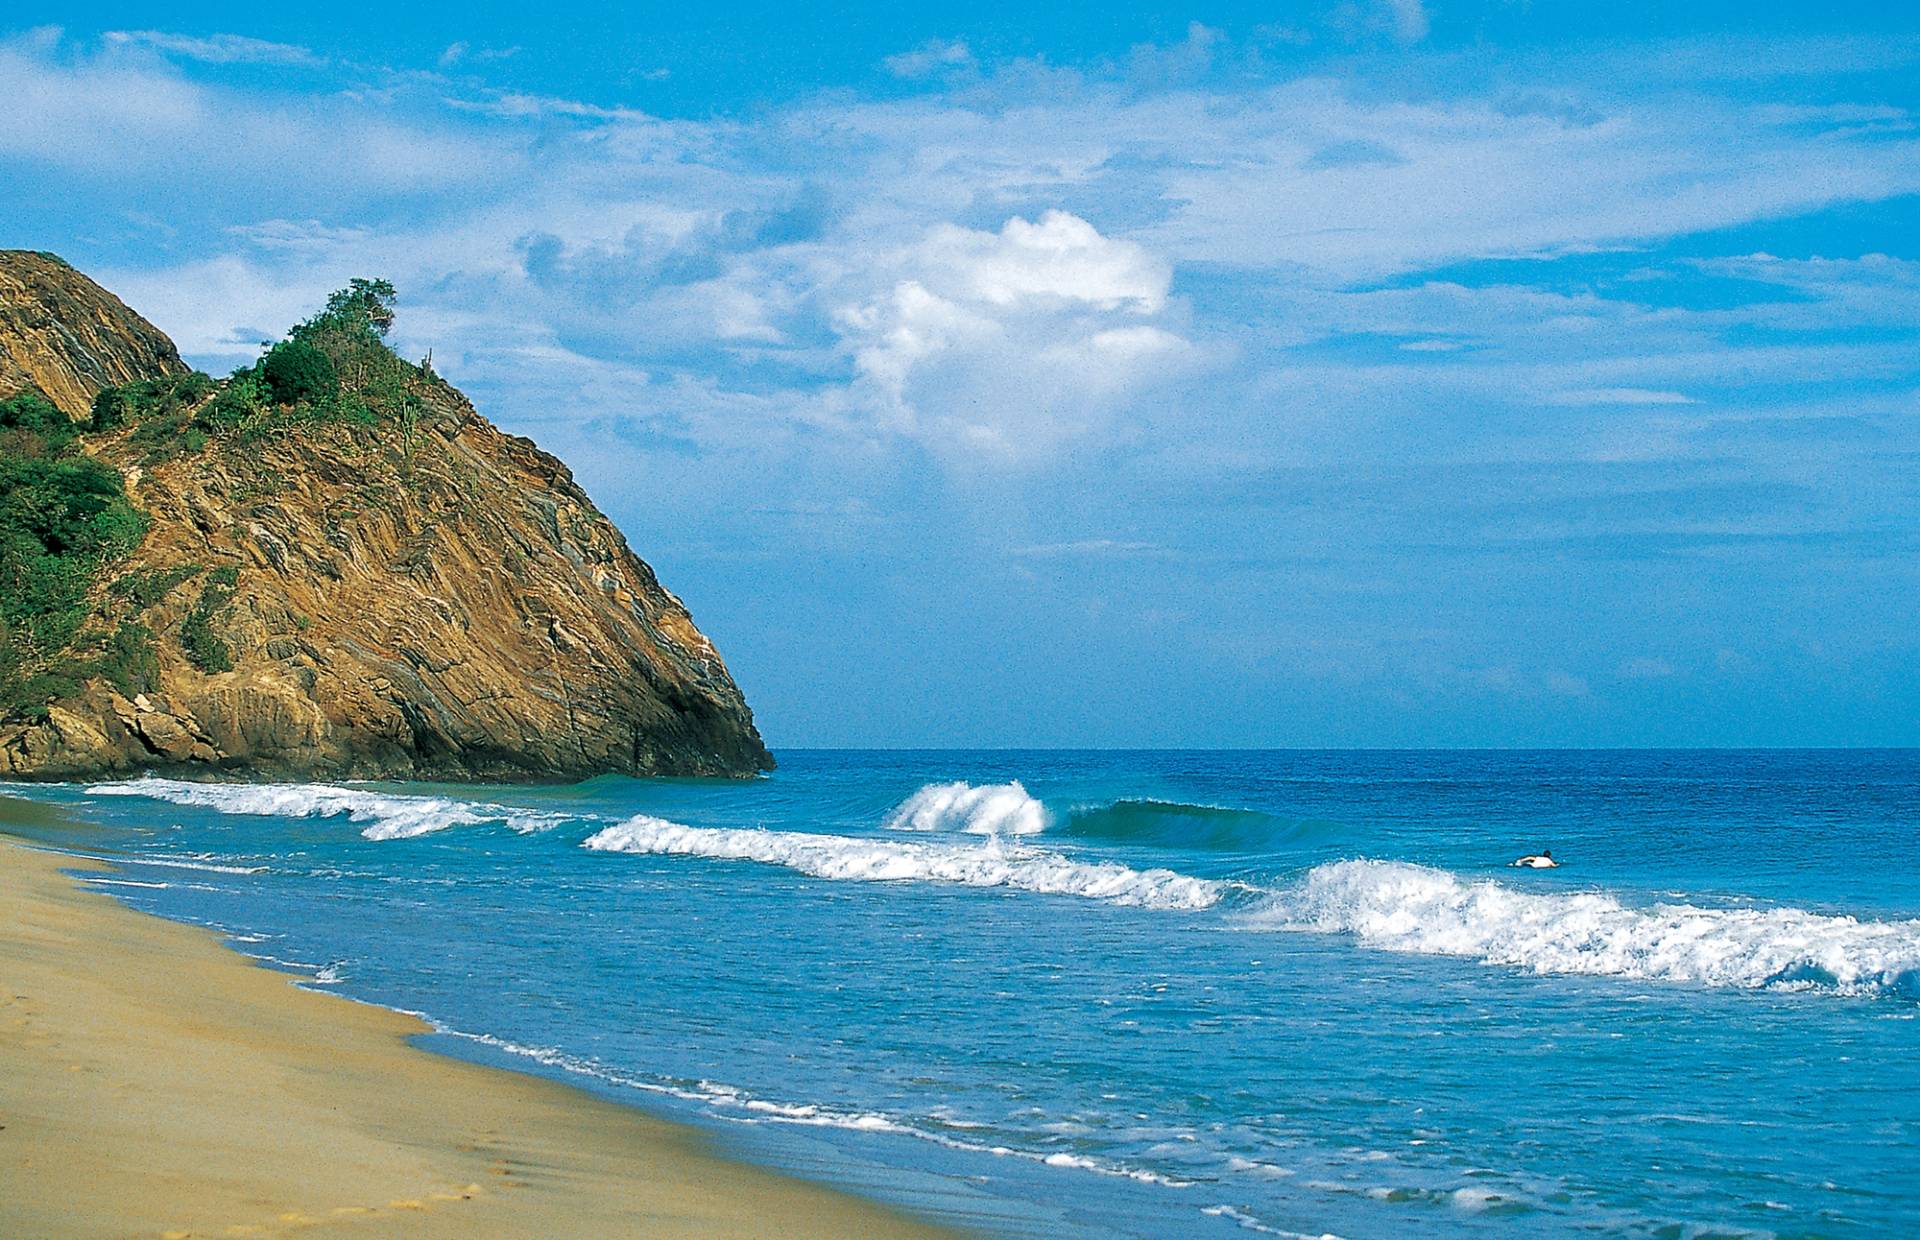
[1248,860,1920,999]
[86,776,569,840]
[883,780,1051,835]
[1202,1204,1340,1239]
[583,815,1222,909]
[434,1022,1191,1187]
[117,854,267,875]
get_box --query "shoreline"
[0,798,963,1239]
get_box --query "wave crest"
[882,781,1051,836]
[584,815,1221,909]
[86,777,569,840]
[1249,860,1920,999]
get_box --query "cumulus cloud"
[832,211,1192,459]
[910,211,1169,312]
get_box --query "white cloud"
[439,41,523,69]
[1384,0,1430,45]
[1548,388,1698,406]
[882,39,975,79]
[0,31,499,192]
[445,90,657,121]
[1130,80,1920,279]
[914,211,1169,312]
[1011,539,1171,558]
[103,30,324,67]
[1545,671,1591,698]
[831,212,1192,460]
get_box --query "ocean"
[7,749,1918,1238]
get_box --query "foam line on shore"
[86,776,571,840]
[432,1022,1196,1189]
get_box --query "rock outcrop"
[0,252,186,418]
[0,251,773,781]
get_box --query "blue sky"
[4,3,1917,747]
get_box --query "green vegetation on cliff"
[179,566,239,674]
[1,278,424,722]
[86,276,428,461]
[0,392,150,719]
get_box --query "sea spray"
[882,780,1052,835]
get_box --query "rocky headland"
[0,252,772,781]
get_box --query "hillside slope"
[0,252,772,781]
[0,252,186,418]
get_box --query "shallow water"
[10,750,1920,1238]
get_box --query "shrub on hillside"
[180,569,238,674]
[260,340,339,406]
[0,448,149,719]
[0,391,76,449]
[89,372,215,432]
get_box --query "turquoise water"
[8,750,1919,1238]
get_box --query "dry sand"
[0,799,961,1238]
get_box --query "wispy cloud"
[1011,539,1173,558]
[1383,0,1431,45]
[443,89,655,121]
[0,30,499,193]
[103,29,324,67]
[1549,388,1699,406]
[883,38,975,79]
[437,41,523,68]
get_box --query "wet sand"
[0,798,960,1238]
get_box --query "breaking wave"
[584,815,1223,910]
[882,780,1051,835]
[1248,860,1920,999]
[881,783,1308,854]
[86,777,571,841]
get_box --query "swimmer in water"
[1511,850,1559,869]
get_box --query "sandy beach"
[0,798,957,1239]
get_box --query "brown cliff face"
[0,252,186,418]
[0,252,772,781]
